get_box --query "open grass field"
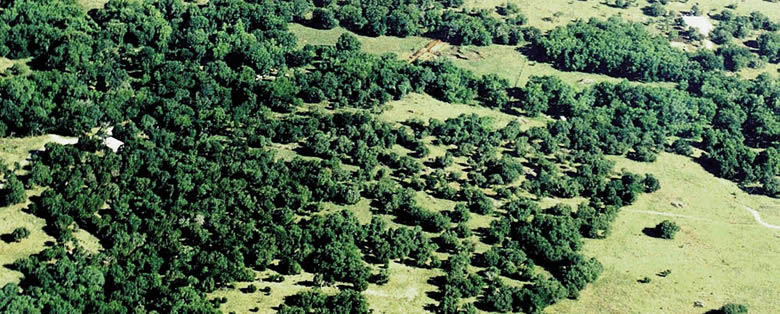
[464,0,780,31]
[379,92,547,129]
[548,152,780,314]
[290,24,430,60]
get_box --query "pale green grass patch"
[289,24,429,59]
[78,0,108,11]
[548,152,780,314]
[380,93,545,130]
[0,135,50,168]
[212,261,441,313]
[0,188,51,286]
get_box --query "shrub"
[11,227,30,242]
[718,303,748,314]
[656,220,680,239]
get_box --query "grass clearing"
[290,24,429,60]
[548,152,780,313]
[464,0,780,32]
[379,93,547,130]
[211,261,441,313]
[0,135,50,167]
[78,0,108,11]
[0,187,102,286]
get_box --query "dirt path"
[744,206,780,230]
[623,209,708,221]
[625,207,780,231]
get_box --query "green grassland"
[464,0,780,31]
[549,152,780,314]
[379,92,547,129]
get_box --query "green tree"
[336,33,362,52]
[312,8,338,30]
[1,173,25,206]
[718,303,748,314]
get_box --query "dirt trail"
[625,207,780,231]
[743,206,780,230]
[623,209,707,221]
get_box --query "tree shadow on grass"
[0,233,17,243]
[642,227,662,238]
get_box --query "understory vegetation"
[0,0,775,313]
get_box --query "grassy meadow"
[549,152,780,314]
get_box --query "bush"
[670,138,693,156]
[246,284,257,293]
[656,220,680,239]
[336,33,362,52]
[718,303,748,314]
[643,174,661,193]
[643,3,666,17]
[628,146,657,162]
[11,227,30,242]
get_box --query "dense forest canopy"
[0,0,777,313]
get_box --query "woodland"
[0,0,777,313]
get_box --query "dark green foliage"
[451,203,470,223]
[710,28,733,45]
[516,75,578,117]
[0,172,25,206]
[717,303,749,314]
[671,138,693,156]
[516,213,583,263]
[712,11,777,42]
[10,227,30,242]
[279,289,369,314]
[717,44,757,71]
[0,0,95,59]
[302,0,523,46]
[3,0,771,312]
[312,8,338,29]
[757,32,780,63]
[531,17,697,81]
[643,174,661,193]
[643,3,666,17]
[628,145,657,162]
[656,220,680,239]
[336,33,362,52]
